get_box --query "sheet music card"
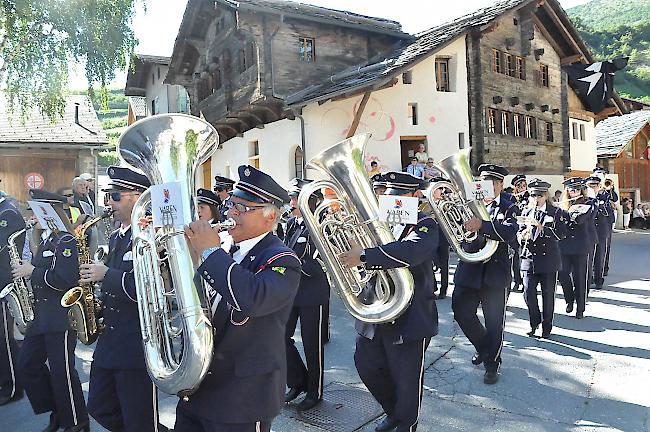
[378,195,419,225]
[150,182,187,228]
[28,201,69,233]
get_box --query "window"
[212,68,222,92]
[152,73,155,85]
[435,58,450,92]
[408,103,418,125]
[545,121,554,142]
[157,67,161,80]
[402,71,412,84]
[572,122,579,139]
[299,37,315,62]
[516,57,526,80]
[500,111,511,135]
[492,49,502,73]
[525,116,537,139]
[458,132,465,149]
[151,97,159,115]
[505,53,515,77]
[246,42,255,69]
[513,114,522,137]
[487,108,497,134]
[540,64,549,87]
[579,124,586,141]
[294,147,304,178]
[248,140,260,169]
[178,88,189,113]
[239,48,247,72]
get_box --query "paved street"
[3,231,649,431]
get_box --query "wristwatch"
[359,251,367,263]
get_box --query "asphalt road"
[3,230,649,431]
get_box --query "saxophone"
[0,220,37,334]
[61,208,113,345]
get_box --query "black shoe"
[594,285,603,290]
[62,421,90,432]
[0,391,23,406]
[541,329,551,339]
[297,395,322,411]
[484,369,499,385]
[576,311,584,319]
[471,352,483,366]
[375,415,399,432]
[285,387,305,403]
[527,326,538,337]
[603,271,609,277]
[43,412,59,432]
[566,303,574,313]
[437,291,446,299]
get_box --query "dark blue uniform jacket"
[559,201,596,255]
[519,205,567,274]
[0,201,26,289]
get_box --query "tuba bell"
[424,148,498,263]
[118,114,218,398]
[298,134,414,324]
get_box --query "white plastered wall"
[569,116,597,172]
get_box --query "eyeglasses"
[62,193,73,197]
[107,191,136,202]
[225,201,266,214]
[214,187,224,192]
[530,193,544,198]
[567,188,581,193]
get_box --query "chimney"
[74,103,80,125]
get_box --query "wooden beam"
[532,16,566,58]
[541,3,587,60]
[346,92,371,139]
[596,107,620,121]
[561,54,584,65]
[568,109,596,120]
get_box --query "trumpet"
[604,178,614,190]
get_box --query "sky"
[69,0,592,90]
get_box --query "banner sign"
[378,195,419,225]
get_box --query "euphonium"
[61,208,113,345]
[424,148,498,263]
[118,114,218,398]
[0,219,37,333]
[298,134,414,324]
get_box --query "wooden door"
[0,153,77,203]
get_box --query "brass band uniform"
[0,191,25,406]
[213,175,235,222]
[283,178,329,412]
[452,164,519,385]
[587,174,617,290]
[510,174,528,291]
[340,172,440,432]
[179,165,301,432]
[428,177,450,299]
[14,189,89,432]
[82,167,161,432]
[519,180,567,338]
[197,188,222,224]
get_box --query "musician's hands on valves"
[339,239,364,268]
[12,261,34,279]
[185,220,221,256]
[464,217,483,233]
[80,263,108,283]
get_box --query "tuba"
[1,219,37,333]
[61,208,113,345]
[424,148,498,262]
[118,114,218,398]
[298,134,414,324]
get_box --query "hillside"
[568,0,650,102]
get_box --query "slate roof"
[0,95,108,146]
[128,96,148,117]
[220,0,404,34]
[596,110,650,157]
[287,0,528,106]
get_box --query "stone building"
[0,95,108,204]
[164,0,409,144]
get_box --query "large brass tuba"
[118,114,218,398]
[298,134,414,323]
[424,148,498,263]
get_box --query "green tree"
[0,0,143,120]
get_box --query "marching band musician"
[518,180,567,338]
[0,188,25,406]
[428,177,450,299]
[587,173,618,290]
[339,172,440,432]
[371,173,388,196]
[180,165,301,432]
[213,175,235,222]
[593,168,618,279]
[197,188,222,223]
[452,164,519,385]
[557,178,595,319]
[283,178,329,411]
[79,167,163,432]
[13,189,89,432]
[510,174,528,292]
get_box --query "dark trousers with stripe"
[523,271,557,332]
[587,245,595,293]
[285,305,325,399]
[436,249,449,296]
[17,330,88,428]
[174,406,271,432]
[511,249,522,289]
[604,230,613,275]
[452,283,507,371]
[0,302,22,398]
[593,233,611,286]
[87,365,159,432]
[354,329,430,432]
[559,254,588,314]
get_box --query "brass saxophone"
[0,220,37,334]
[61,208,113,345]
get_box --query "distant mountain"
[568,0,650,102]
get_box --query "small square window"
[435,58,450,92]
[299,37,315,62]
[408,103,418,125]
[402,71,412,84]
[546,122,554,142]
